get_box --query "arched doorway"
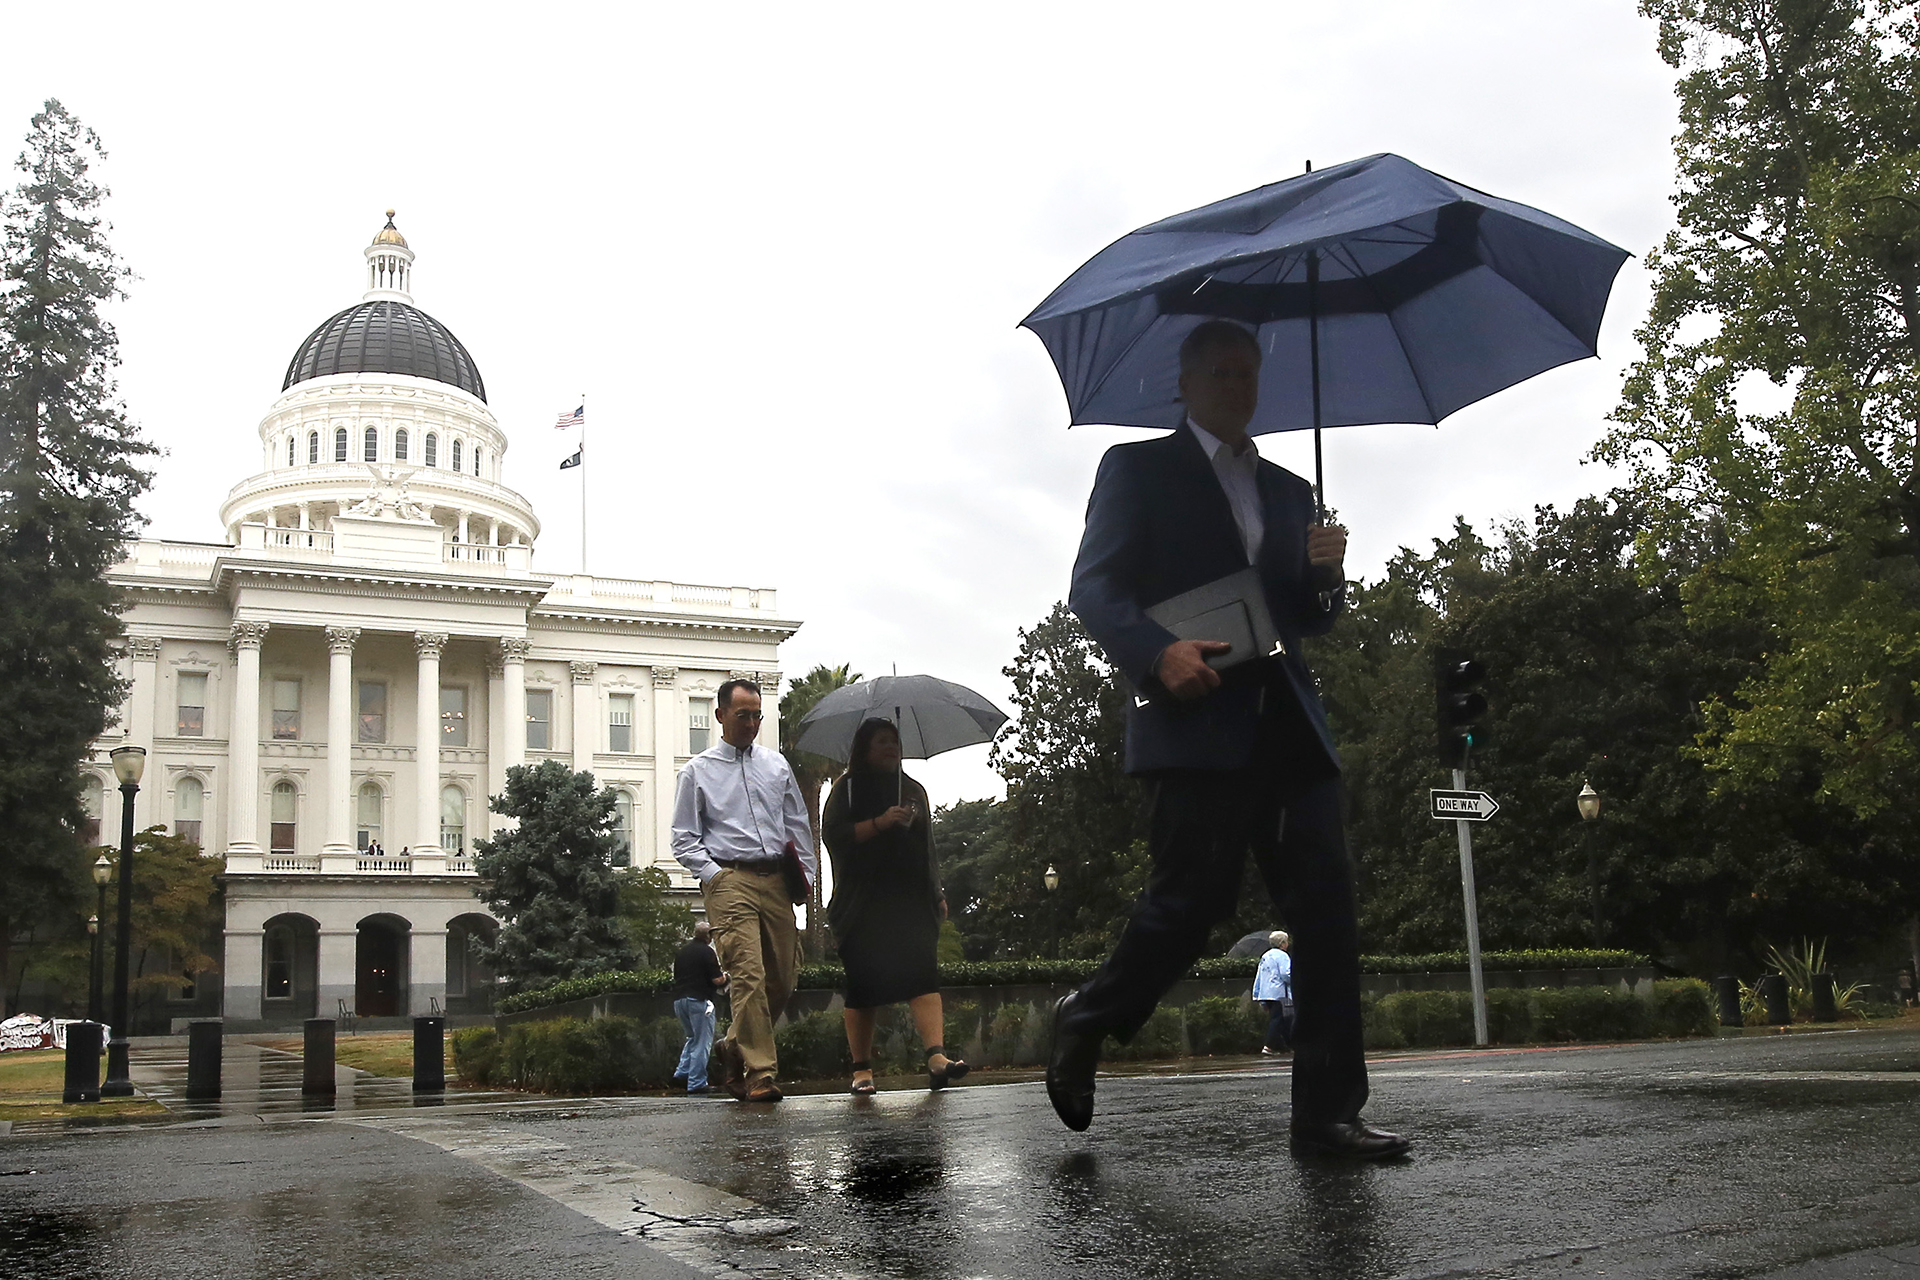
[356,914,410,1017]
[445,914,499,1015]
[261,914,320,1021]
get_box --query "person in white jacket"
[1253,931,1294,1055]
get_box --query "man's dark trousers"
[1063,713,1368,1126]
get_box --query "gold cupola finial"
[372,209,408,248]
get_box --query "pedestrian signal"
[1434,647,1487,770]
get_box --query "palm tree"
[780,663,860,960]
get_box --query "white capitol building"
[86,215,799,1028]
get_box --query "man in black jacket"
[671,922,726,1095]
[1051,319,1407,1158]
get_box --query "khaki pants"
[703,865,799,1083]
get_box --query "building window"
[271,678,300,740]
[440,686,468,747]
[613,792,633,868]
[334,427,348,461]
[286,435,296,467]
[358,681,387,743]
[174,776,204,847]
[395,428,409,461]
[357,782,382,851]
[688,697,713,754]
[440,786,466,854]
[608,693,634,754]
[451,439,463,471]
[265,926,292,999]
[363,426,378,462]
[308,430,319,464]
[177,671,207,737]
[474,448,483,476]
[82,774,104,845]
[269,781,297,854]
[425,433,438,467]
[525,689,552,750]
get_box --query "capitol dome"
[282,300,487,402]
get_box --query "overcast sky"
[6,2,1678,809]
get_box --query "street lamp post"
[102,745,145,1098]
[1577,781,1602,944]
[1043,864,1060,960]
[90,854,111,1023]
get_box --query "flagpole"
[579,393,587,575]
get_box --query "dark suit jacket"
[1068,427,1343,775]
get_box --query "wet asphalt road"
[4,1025,1920,1279]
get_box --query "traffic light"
[1435,647,1488,770]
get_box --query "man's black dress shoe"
[1046,992,1101,1132]
[1290,1119,1412,1160]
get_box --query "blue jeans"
[674,997,715,1090]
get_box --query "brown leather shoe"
[745,1077,783,1103]
[714,1040,748,1101]
[1290,1119,1412,1160]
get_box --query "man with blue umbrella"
[1049,318,1404,1157]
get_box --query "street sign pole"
[1453,767,1489,1047]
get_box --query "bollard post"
[1714,976,1742,1027]
[1811,971,1839,1023]
[185,1018,223,1100]
[61,1021,103,1104]
[303,1017,336,1096]
[412,1015,446,1093]
[1758,973,1792,1025]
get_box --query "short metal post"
[186,1019,222,1099]
[413,1015,446,1093]
[303,1017,336,1096]
[1714,976,1742,1027]
[1758,973,1792,1025]
[1811,972,1838,1023]
[61,1021,102,1104]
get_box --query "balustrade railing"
[356,856,413,873]
[263,855,322,872]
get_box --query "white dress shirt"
[671,739,817,887]
[1188,418,1264,564]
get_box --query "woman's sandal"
[850,1061,877,1096]
[926,1044,970,1091]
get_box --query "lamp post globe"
[1043,865,1059,893]
[1577,782,1601,821]
[102,745,145,1097]
[89,855,111,1025]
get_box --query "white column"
[226,621,269,855]
[414,632,448,856]
[570,661,598,774]
[651,666,678,872]
[408,928,449,1016]
[323,627,359,865]
[125,636,161,834]
[224,928,264,1021]
[501,639,530,769]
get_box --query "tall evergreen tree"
[0,100,154,1002]
[474,761,637,991]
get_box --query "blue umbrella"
[1020,153,1630,515]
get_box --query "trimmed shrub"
[984,1002,1041,1067]
[489,1016,682,1093]
[1648,979,1715,1038]
[1375,991,1477,1047]
[1484,988,1534,1044]
[1532,986,1648,1043]
[1360,993,1406,1050]
[451,1026,500,1086]
[1110,1006,1186,1061]
[940,1000,983,1063]
[1185,995,1262,1055]
[774,1008,853,1080]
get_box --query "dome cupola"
[280,211,488,402]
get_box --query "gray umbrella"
[794,674,1008,764]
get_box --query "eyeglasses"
[726,709,765,721]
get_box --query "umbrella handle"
[1308,251,1325,522]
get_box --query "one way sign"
[1430,789,1500,821]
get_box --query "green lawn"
[0,1047,165,1122]
[262,1032,439,1079]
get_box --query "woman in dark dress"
[822,718,969,1094]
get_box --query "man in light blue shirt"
[1253,930,1294,1055]
[671,678,814,1102]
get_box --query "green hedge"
[1361,979,1713,1050]
[499,949,1651,1015]
[451,1016,683,1092]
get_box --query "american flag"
[553,404,584,430]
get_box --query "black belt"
[714,858,782,875]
